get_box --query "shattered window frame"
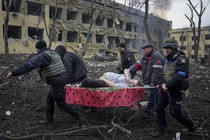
[82,13,92,24]
[3,25,22,39]
[67,10,78,21]
[67,31,78,42]
[49,6,63,20]
[95,16,104,26]
[96,34,104,43]
[28,27,44,40]
[2,0,21,13]
[27,1,43,16]
[126,23,132,32]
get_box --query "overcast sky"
[114,0,210,29]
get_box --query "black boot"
[188,125,198,133]
[150,131,168,138]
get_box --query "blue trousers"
[146,88,159,112]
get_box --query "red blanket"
[65,87,144,108]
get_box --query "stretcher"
[65,86,145,108]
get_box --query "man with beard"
[116,43,136,78]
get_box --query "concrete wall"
[0,0,171,57]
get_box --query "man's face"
[163,47,173,55]
[143,47,153,55]
[36,48,40,53]
[118,47,125,53]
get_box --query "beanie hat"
[142,43,153,49]
[55,45,67,58]
[35,40,47,49]
[118,43,126,49]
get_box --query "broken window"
[28,27,43,40]
[108,36,115,49]
[125,39,132,48]
[58,30,62,41]
[205,34,210,40]
[133,25,138,32]
[132,39,140,49]
[95,17,103,26]
[2,0,21,12]
[107,19,113,28]
[179,36,186,41]
[49,29,62,41]
[82,33,92,43]
[49,6,63,19]
[115,37,120,46]
[191,36,198,41]
[96,34,104,43]
[4,25,21,39]
[27,1,43,16]
[118,21,124,30]
[180,45,186,50]
[67,31,78,42]
[126,23,132,32]
[67,10,78,20]
[82,13,91,24]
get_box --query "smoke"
[152,0,173,19]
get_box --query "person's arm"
[7,53,51,78]
[124,69,131,80]
[127,52,136,67]
[151,53,164,86]
[99,76,115,87]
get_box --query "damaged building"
[0,0,171,57]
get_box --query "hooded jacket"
[55,45,88,83]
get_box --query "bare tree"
[79,0,97,57]
[184,0,209,62]
[3,0,12,61]
[143,0,153,44]
[37,0,58,49]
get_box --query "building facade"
[171,26,210,59]
[0,0,171,56]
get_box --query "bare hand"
[99,76,105,81]
[7,72,13,79]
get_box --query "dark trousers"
[46,84,80,122]
[156,88,195,133]
[69,74,87,84]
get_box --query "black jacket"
[119,49,136,77]
[55,45,88,83]
[12,48,67,86]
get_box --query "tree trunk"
[143,0,153,44]
[3,0,12,62]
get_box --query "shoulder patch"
[180,57,187,63]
